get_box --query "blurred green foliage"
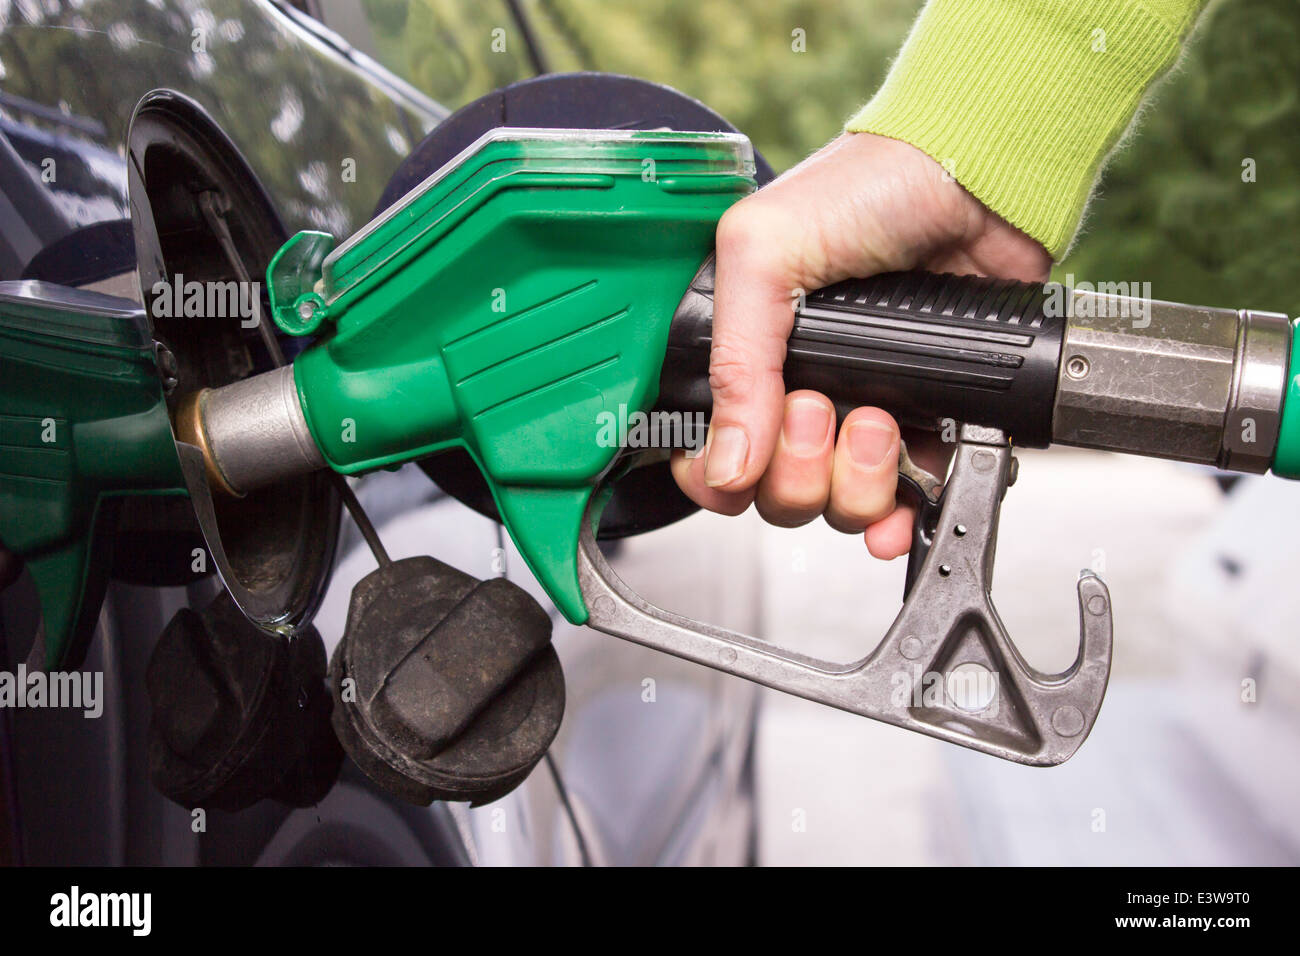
[361,0,1297,313]
[361,0,921,171]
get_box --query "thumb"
[701,201,802,492]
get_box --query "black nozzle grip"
[659,262,1067,447]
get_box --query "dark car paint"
[0,0,759,866]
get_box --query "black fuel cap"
[330,556,564,806]
[147,590,343,812]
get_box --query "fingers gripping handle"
[658,258,1067,447]
[579,426,1113,766]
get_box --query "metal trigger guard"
[578,424,1113,766]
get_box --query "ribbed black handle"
[658,262,1067,448]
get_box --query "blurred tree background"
[352,0,920,172]
[348,0,1295,312]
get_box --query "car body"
[0,0,759,866]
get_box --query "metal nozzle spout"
[174,365,326,497]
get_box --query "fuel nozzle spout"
[1049,295,1293,475]
[173,364,326,497]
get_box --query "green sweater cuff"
[846,0,1204,258]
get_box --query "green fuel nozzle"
[265,128,757,623]
[0,282,186,667]
[189,127,1297,632]
[6,123,1295,767]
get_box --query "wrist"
[846,0,1204,259]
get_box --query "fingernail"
[783,398,831,457]
[704,425,749,487]
[848,421,896,468]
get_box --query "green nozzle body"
[0,283,185,667]
[269,129,756,622]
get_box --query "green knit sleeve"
[845,0,1206,258]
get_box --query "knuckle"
[756,498,818,529]
[830,484,895,529]
[708,343,757,405]
[758,482,827,523]
[707,491,756,518]
[824,512,867,535]
[716,198,793,264]
[715,201,762,256]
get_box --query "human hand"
[670,132,1052,558]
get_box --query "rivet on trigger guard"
[899,636,923,660]
[1086,594,1108,616]
[1051,705,1086,737]
[591,595,617,619]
